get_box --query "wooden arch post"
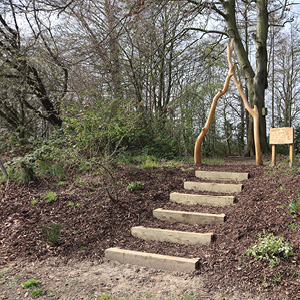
[194,39,263,166]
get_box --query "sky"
[291,2,300,17]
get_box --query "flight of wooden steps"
[105,170,249,272]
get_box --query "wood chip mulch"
[0,159,300,299]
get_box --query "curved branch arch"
[194,39,263,165]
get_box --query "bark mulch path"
[0,158,300,299]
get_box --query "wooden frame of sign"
[269,127,294,167]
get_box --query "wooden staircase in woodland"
[105,170,249,272]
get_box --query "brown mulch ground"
[1,158,300,299]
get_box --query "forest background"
[1,0,300,181]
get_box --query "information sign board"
[269,127,294,145]
[269,127,294,167]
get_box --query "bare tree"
[0,1,69,136]
[273,21,300,127]
[184,0,293,153]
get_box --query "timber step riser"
[105,248,200,272]
[170,192,235,206]
[184,181,243,194]
[153,208,225,225]
[105,170,250,272]
[195,170,249,182]
[131,226,213,245]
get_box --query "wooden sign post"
[269,127,294,167]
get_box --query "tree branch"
[184,27,228,36]
[269,18,294,28]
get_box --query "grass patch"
[98,296,139,300]
[279,185,285,191]
[117,153,193,168]
[30,288,44,297]
[0,268,10,276]
[183,296,200,300]
[41,224,62,246]
[22,278,41,289]
[202,158,226,164]
[180,167,194,172]
[43,191,58,204]
[288,222,300,230]
[58,181,67,187]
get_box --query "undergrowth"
[43,191,57,204]
[127,181,144,193]
[41,224,62,247]
[22,278,41,289]
[244,230,295,268]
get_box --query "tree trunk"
[194,40,263,165]
[222,0,269,153]
[239,95,245,155]
[243,3,254,157]
[105,0,123,100]
[253,0,269,152]
[0,158,9,181]
[271,26,275,128]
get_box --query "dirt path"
[1,257,266,300]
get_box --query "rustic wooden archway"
[194,39,263,166]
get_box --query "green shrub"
[5,157,36,184]
[63,95,143,158]
[41,224,62,247]
[36,160,66,181]
[127,181,144,193]
[244,231,295,267]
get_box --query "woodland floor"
[0,157,300,300]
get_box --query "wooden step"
[131,226,213,245]
[195,170,249,181]
[105,247,200,272]
[153,208,225,225]
[184,181,243,194]
[170,192,234,206]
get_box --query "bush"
[63,94,144,158]
[4,157,36,184]
[244,231,295,268]
[127,181,144,193]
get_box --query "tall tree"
[0,1,67,133]
[185,0,292,153]
[273,21,300,127]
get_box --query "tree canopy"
[1,0,300,162]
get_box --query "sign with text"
[269,127,294,145]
